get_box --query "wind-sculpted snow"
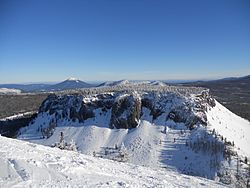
[0,136,228,188]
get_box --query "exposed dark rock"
[30,89,214,131]
[0,113,37,138]
[110,93,141,129]
[141,98,163,120]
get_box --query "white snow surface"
[0,135,228,188]
[0,88,21,94]
[21,119,226,180]
[67,77,78,81]
[206,100,250,157]
[0,111,35,121]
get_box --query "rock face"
[110,93,141,129]
[39,93,115,122]
[38,93,142,129]
[25,89,216,135]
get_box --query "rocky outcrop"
[39,93,115,123]
[141,98,164,120]
[167,90,215,129]
[110,93,141,129]
[30,89,214,131]
[0,113,37,138]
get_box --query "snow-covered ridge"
[18,89,210,134]
[0,135,227,188]
[98,80,167,87]
[0,111,35,121]
[206,100,250,157]
[99,79,130,87]
[149,80,167,86]
[16,87,250,187]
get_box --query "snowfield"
[0,136,228,188]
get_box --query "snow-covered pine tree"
[119,142,128,162]
[68,139,77,151]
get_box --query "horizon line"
[0,74,249,85]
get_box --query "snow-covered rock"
[110,92,141,129]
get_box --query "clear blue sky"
[0,0,249,83]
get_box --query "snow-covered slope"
[0,88,21,94]
[20,120,224,179]
[206,100,250,157]
[0,135,228,188]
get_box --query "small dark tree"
[212,129,215,135]
[236,157,239,176]
[59,132,65,149]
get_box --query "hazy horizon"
[0,73,249,85]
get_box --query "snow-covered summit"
[66,77,79,81]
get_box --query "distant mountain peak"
[44,78,92,91]
[66,77,79,81]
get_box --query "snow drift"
[0,135,228,188]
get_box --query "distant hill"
[46,77,93,91]
[98,79,130,87]
[0,83,51,92]
[0,78,93,92]
[191,75,250,85]
[149,80,167,86]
